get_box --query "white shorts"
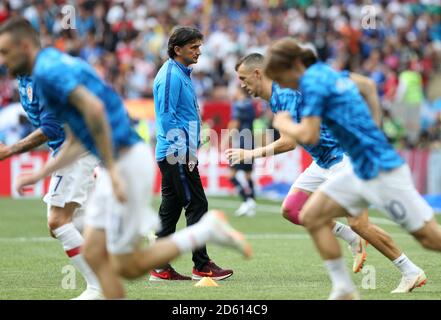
[320,164,434,232]
[291,155,351,193]
[85,143,160,254]
[43,152,99,208]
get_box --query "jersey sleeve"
[300,77,329,118]
[38,105,65,141]
[341,70,351,78]
[154,70,186,154]
[34,57,81,106]
[155,71,182,133]
[271,89,301,118]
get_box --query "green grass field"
[1,196,440,300]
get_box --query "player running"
[0,75,102,299]
[264,37,440,299]
[227,53,425,291]
[0,17,251,299]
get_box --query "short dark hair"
[0,17,41,47]
[167,26,203,58]
[235,53,264,71]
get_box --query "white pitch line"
[209,198,399,226]
[245,233,410,240]
[0,232,411,243]
[0,237,55,243]
[209,198,282,213]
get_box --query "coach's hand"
[15,173,40,195]
[0,143,12,161]
[272,111,293,133]
[225,148,253,166]
[109,167,127,203]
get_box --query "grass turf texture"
[0,196,440,300]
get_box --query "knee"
[419,236,436,251]
[413,223,441,251]
[114,265,140,279]
[47,214,64,232]
[47,208,72,231]
[417,234,441,251]
[111,257,142,279]
[301,209,319,231]
[347,218,366,234]
[281,205,301,225]
[281,207,291,221]
[83,242,104,269]
[281,192,309,226]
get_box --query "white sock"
[170,222,210,254]
[53,223,101,291]
[324,257,356,292]
[332,221,358,245]
[392,253,420,276]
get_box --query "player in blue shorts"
[264,37,441,299]
[0,17,251,299]
[227,52,425,292]
[0,74,102,299]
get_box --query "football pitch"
[1,196,441,300]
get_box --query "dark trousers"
[156,159,209,270]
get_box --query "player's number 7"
[54,175,63,192]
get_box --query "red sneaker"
[192,261,233,281]
[149,265,191,281]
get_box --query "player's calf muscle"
[47,204,77,230]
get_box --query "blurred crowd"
[0,0,440,149]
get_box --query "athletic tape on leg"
[283,191,310,225]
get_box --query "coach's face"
[176,39,202,66]
[0,33,30,77]
[236,64,263,98]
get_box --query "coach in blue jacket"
[151,26,233,281]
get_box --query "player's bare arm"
[68,86,114,168]
[68,86,126,202]
[221,119,240,151]
[226,133,296,165]
[350,73,382,126]
[15,128,85,194]
[273,111,321,145]
[0,128,48,161]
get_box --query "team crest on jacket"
[26,84,33,102]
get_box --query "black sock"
[247,178,255,199]
[230,176,247,201]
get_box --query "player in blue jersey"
[0,75,102,298]
[227,52,425,292]
[225,86,257,217]
[0,17,251,299]
[264,38,441,299]
[152,27,234,281]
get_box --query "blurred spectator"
[383,109,406,148]
[80,31,105,64]
[394,59,425,147]
[0,0,439,149]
